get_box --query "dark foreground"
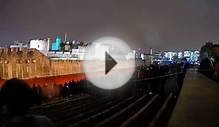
[28,72,185,127]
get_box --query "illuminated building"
[164,51,177,60]
[10,41,28,49]
[51,36,62,51]
[30,38,50,56]
[162,50,199,64]
[47,45,86,60]
[178,52,183,58]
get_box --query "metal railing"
[80,72,185,97]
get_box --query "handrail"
[198,69,214,71]
[134,72,184,82]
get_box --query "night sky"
[0,0,219,51]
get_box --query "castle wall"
[0,48,83,80]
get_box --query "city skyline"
[0,0,219,50]
[5,36,202,52]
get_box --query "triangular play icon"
[105,52,117,75]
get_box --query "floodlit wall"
[0,48,83,79]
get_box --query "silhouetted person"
[0,78,54,127]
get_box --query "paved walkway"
[168,69,219,127]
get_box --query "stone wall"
[0,48,83,79]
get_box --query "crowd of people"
[136,62,187,79]
[28,62,189,101]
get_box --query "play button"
[83,37,135,90]
[105,52,117,75]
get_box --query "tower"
[150,48,153,64]
[64,32,67,42]
[52,36,62,51]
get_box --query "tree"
[200,42,213,61]
[60,42,65,52]
[199,42,214,72]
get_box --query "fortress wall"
[0,48,83,80]
[50,60,83,76]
